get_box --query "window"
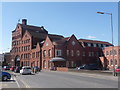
[93,44,96,47]
[110,50,112,55]
[43,50,46,57]
[48,49,51,57]
[103,44,106,47]
[91,43,93,47]
[119,49,120,55]
[96,52,99,57]
[89,52,91,56]
[106,51,109,56]
[115,59,117,65]
[114,50,117,55]
[43,60,46,68]
[98,44,101,47]
[92,52,94,56]
[76,50,80,56]
[21,54,23,59]
[88,43,90,47]
[83,52,85,56]
[110,59,113,65]
[56,50,62,56]
[71,50,74,56]
[67,50,69,56]
[32,52,35,58]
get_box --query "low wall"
[56,67,68,72]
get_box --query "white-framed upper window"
[88,43,91,47]
[89,52,91,56]
[83,52,85,56]
[71,50,74,56]
[103,44,106,47]
[93,44,96,47]
[43,50,46,57]
[98,44,101,47]
[76,50,80,56]
[48,49,52,57]
[56,49,62,56]
[67,50,69,56]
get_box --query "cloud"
[87,35,96,39]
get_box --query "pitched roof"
[19,24,48,34]
[52,38,67,45]
[79,39,112,45]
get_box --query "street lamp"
[97,11,115,76]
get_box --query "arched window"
[110,59,113,65]
[43,60,46,68]
[71,50,74,56]
[115,59,117,65]
[48,49,51,57]
[43,50,46,57]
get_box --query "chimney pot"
[22,19,27,25]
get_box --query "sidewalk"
[68,69,119,76]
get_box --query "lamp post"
[97,11,115,76]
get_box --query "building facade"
[100,46,120,70]
[10,19,114,70]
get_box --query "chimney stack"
[22,19,27,25]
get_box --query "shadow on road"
[1,80,16,82]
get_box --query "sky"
[0,2,118,53]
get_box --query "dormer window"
[88,43,91,47]
[98,44,101,47]
[93,44,96,47]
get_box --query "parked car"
[20,66,32,75]
[10,66,16,71]
[3,66,10,70]
[14,66,22,73]
[115,66,120,76]
[84,63,101,70]
[0,71,11,81]
[76,63,101,70]
[76,64,86,70]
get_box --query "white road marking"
[17,76,31,88]
[13,76,21,89]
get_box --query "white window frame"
[88,43,91,47]
[67,50,69,56]
[93,44,96,47]
[56,49,62,56]
[76,50,80,56]
[71,50,74,56]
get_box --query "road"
[1,70,118,88]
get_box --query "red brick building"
[100,46,120,70]
[10,19,113,70]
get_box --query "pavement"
[68,69,120,76]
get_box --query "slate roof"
[79,39,112,45]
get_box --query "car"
[0,71,11,81]
[76,63,101,70]
[115,66,120,76]
[14,66,22,73]
[84,63,101,70]
[3,66,10,70]
[10,66,16,71]
[76,64,86,70]
[20,66,32,75]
